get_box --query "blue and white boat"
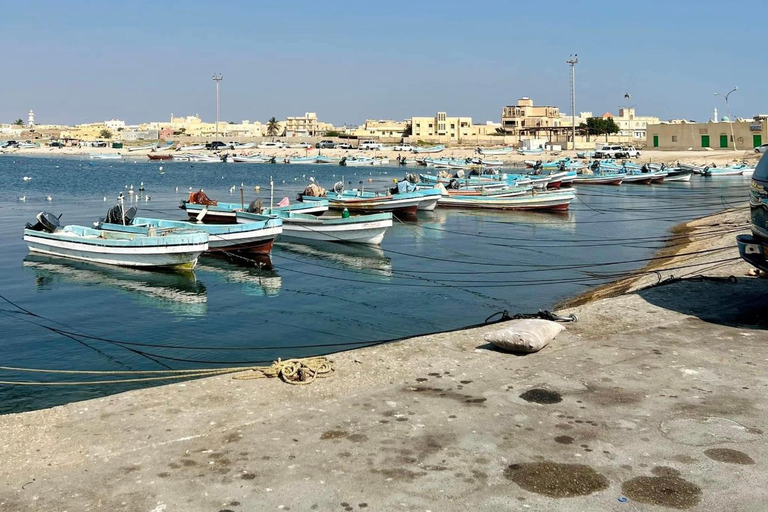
[241,210,392,245]
[476,146,514,156]
[181,192,329,223]
[283,155,319,164]
[23,212,207,270]
[412,144,445,154]
[99,213,282,255]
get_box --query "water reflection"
[274,241,393,278]
[22,254,208,315]
[196,256,282,297]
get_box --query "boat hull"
[437,192,574,211]
[280,218,391,245]
[24,233,205,270]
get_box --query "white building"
[105,119,126,132]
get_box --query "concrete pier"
[1,209,766,511]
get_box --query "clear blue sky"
[0,0,764,126]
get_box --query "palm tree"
[266,117,280,137]
[13,119,23,126]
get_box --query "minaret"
[28,110,35,127]
[713,107,718,123]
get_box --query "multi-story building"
[284,112,319,137]
[347,119,409,138]
[411,112,474,142]
[609,108,660,140]
[501,97,561,133]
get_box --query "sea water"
[0,156,750,413]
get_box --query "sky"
[0,0,765,127]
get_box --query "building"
[606,108,660,140]
[501,97,561,134]
[346,119,409,138]
[28,110,35,128]
[411,112,474,142]
[284,112,319,137]
[646,118,768,150]
[104,119,126,132]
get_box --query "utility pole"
[714,86,738,151]
[566,55,578,151]
[212,73,223,140]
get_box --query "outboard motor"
[333,181,345,194]
[104,204,137,225]
[448,178,461,190]
[339,157,347,166]
[737,155,768,272]
[25,211,61,233]
[405,173,418,184]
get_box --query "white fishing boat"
[412,145,445,154]
[477,146,514,156]
[188,154,223,163]
[241,211,392,245]
[23,212,207,270]
[230,142,256,150]
[89,153,123,160]
[231,155,274,163]
[179,144,205,151]
[128,143,157,152]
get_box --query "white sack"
[484,319,565,353]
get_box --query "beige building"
[501,97,561,133]
[610,108,660,140]
[140,114,262,139]
[284,112,319,137]
[61,123,108,140]
[347,119,409,138]
[411,112,474,142]
[646,119,768,150]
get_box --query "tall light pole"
[212,73,223,140]
[714,86,738,151]
[566,54,578,151]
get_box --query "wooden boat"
[437,190,575,211]
[99,214,282,254]
[241,211,392,245]
[572,175,623,186]
[147,153,173,161]
[181,192,328,223]
[23,212,207,270]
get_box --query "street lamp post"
[714,86,738,151]
[566,54,578,151]
[212,73,223,140]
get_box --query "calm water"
[0,155,750,413]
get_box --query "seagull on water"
[18,196,26,202]
[46,195,52,201]
[23,176,32,181]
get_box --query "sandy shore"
[1,206,766,511]
[1,144,761,168]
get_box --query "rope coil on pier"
[0,356,334,386]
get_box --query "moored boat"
[572,175,623,186]
[243,210,392,245]
[89,153,123,160]
[99,214,282,254]
[23,212,207,270]
[437,189,575,211]
[148,153,174,160]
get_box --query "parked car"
[594,145,625,158]
[315,140,336,149]
[755,143,768,154]
[336,142,353,149]
[359,139,383,150]
[288,142,313,149]
[206,141,228,150]
[394,144,414,152]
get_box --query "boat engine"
[25,211,61,233]
[104,204,137,225]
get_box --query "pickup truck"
[622,146,641,158]
[359,140,383,150]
